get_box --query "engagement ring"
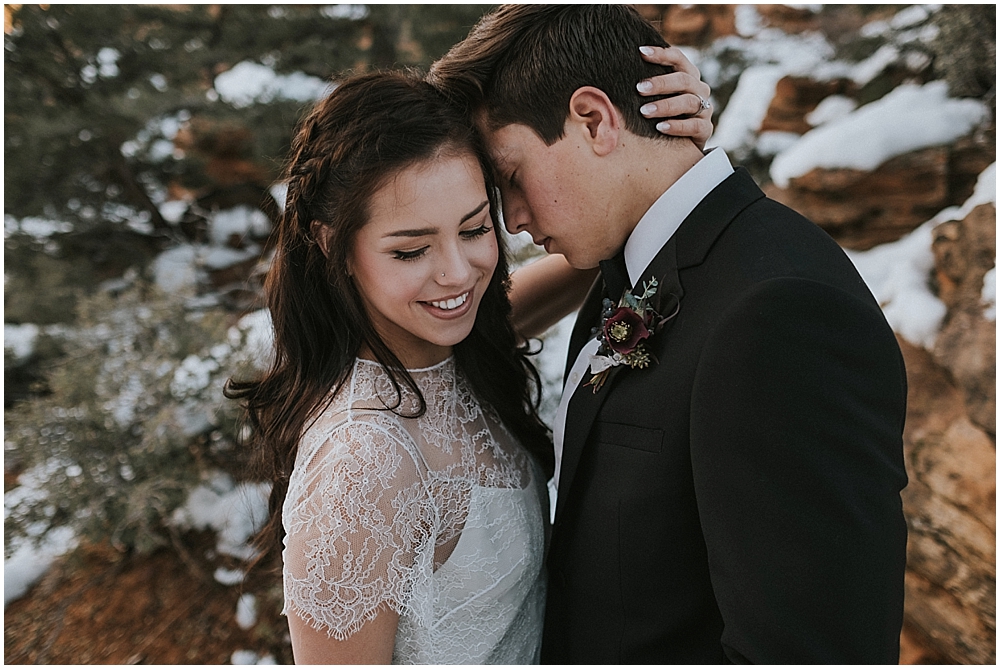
[697,95,711,111]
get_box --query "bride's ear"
[567,86,621,157]
[310,220,334,258]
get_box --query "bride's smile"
[349,151,497,369]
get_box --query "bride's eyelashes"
[460,224,493,239]
[390,224,493,262]
[392,246,430,261]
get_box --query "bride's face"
[350,151,498,369]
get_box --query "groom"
[432,5,908,664]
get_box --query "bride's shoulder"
[286,409,426,520]
[299,403,412,464]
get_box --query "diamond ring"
[697,95,712,111]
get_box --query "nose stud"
[441,273,446,277]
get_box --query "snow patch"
[847,163,997,348]
[891,4,936,29]
[209,206,271,246]
[770,81,989,188]
[229,309,275,371]
[158,200,189,224]
[805,95,857,127]
[153,245,200,294]
[846,221,945,349]
[734,4,764,37]
[5,215,73,239]
[214,62,332,109]
[231,650,276,665]
[96,47,120,78]
[171,354,221,398]
[756,131,801,158]
[982,266,996,322]
[235,593,258,630]
[321,4,369,21]
[214,567,246,585]
[709,65,786,155]
[4,461,79,608]
[4,526,77,608]
[5,323,40,362]
[201,246,257,271]
[171,473,271,561]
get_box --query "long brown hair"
[226,70,553,560]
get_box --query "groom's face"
[482,122,621,270]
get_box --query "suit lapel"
[554,168,766,525]
[674,167,765,270]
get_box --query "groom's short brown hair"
[429,4,675,146]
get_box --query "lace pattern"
[282,357,547,663]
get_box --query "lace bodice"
[282,357,548,664]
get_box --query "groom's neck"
[615,136,705,239]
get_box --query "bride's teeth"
[432,293,467,310]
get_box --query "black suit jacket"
[541,169,908,664]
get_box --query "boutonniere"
[586,277,675,393]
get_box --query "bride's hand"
[636,45,714,151]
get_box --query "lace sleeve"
[282,418,434,640]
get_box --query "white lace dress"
[282,356,548,664]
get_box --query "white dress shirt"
[547,149,735,521]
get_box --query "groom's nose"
[501,192,532,235]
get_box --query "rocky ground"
[4,533,292,665]
[1,537,944,665]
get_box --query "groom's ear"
[567,86,621,157]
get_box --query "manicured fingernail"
[639,46,655,56]
[656,121,671,133]
[636,80,653,93]
[639,103,657,116]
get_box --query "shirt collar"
[624,148,734,288]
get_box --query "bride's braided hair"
[226,70,553,562]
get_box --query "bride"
[228,55,711,664]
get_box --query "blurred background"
[4,4,995,664]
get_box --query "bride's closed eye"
[390,224,491,261]
[460,224,492,240]
[392,246,430,261]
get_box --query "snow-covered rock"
[847,163,996,349]
[771,81,989,188]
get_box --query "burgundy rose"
[603,307,650,355]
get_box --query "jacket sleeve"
[689,277,908,664]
